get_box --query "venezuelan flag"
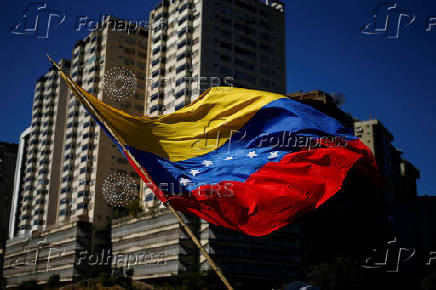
[52,60,379,236]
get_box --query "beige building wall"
[57,16,149,228]
[147,0,286,118]
[16,59,71,235]
[12,16,150,238]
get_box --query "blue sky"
[1,0,435,195]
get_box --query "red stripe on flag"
[166,140,381,236]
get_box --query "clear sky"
[1,0,435,195]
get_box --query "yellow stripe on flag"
[56,66,285,161]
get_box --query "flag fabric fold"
[53,60,379,236]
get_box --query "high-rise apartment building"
[58,16,149,227]
[113,1,295,287]
[8,128,31,239]
[354,119,420,203]
[3,17,150,286]
[146,0,286,117]
[4,2,292,286]
[13,60,72,235]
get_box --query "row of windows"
[149,104,165,113]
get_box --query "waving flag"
[53,61,379,236]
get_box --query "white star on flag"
[180,178,191,186]
[190,169,200,177]
[202,160,213,167]
[247,151,257,158]
[225,156,234,160]
[268,151,279,159]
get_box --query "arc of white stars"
[180,178,191,186]
[202,160,213,167]
[268,151,279,159]
[190,169,200,177]
[247,151,257,158]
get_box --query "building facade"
[111,2,297,288]
[8,128,31,239]
[12,60,72,235]
[0,141,19,286]
[146,0,286,117]
[57,16,149,228]
[2,220,95,287]
[354,119,419,203]
[3,16,151,286]
[4,1,294,286]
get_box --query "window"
[64,153,75,161]
[36,189,48,195]
[175,102,185,111]
[150,93,162,101]
[149,104,165,113]
[88,56,96,64]
[78,190,90,198]
[66,133,77,140]
[176,64,186,74]
[77,203,88,210]
[67,122,78,129]
[82,144,95,151]
[61,187,70,194]
[80,167,92,174]
[175,89,186,99]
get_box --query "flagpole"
[165,202,234,290]
[47,55,234,290]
